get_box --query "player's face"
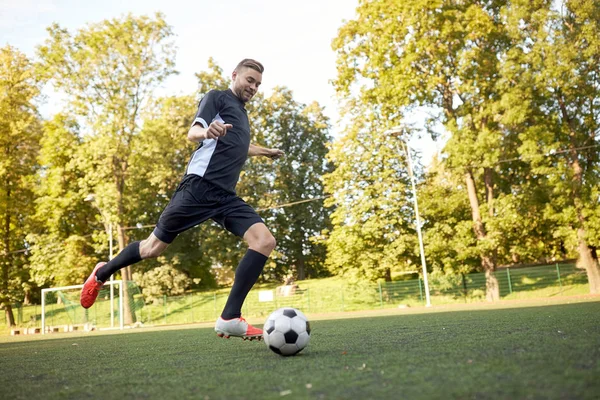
[232,67,262,102]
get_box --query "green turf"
[1,299,598,399]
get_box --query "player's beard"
[240,88,254,102]
[233,84,254,103]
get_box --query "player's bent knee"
[265,234,277,252]
[247,233,276,255]
[257,234,276,254]
[245,223,277,255]
[139,239,167,259]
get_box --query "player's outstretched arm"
[248,144,285,159]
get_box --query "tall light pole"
[84,194,116,326]
[384,127,432,307]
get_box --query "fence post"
[163,295,167,325]
[418,278,424,303]
[556,263,563,292]
[189,293,194,323]
[139,298,144,324]
[506,268,513,294]
[461,274,468,301]
[378,281,384,308]
[213,292,217,319]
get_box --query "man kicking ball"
[80,59,284,341]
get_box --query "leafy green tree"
[195,57,230,93]
[500,0,600,292]
[0,46,42,325]
[253,88,332,280]
[37,13,177,322]
[27,114,99,288]
[323,121,416,283]
[419,157,479,276]
[332,0,516,299]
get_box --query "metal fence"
[95,262,592,326]
[2,263,591,332]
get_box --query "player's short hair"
[235,59,264,74]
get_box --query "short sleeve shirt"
[186,89,251,194]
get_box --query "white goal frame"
[41,280,124,334]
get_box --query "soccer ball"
[263,308,311,356]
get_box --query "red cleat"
[80,262,106,309]
[215,317,263,341]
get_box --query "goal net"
[41,280,124,334]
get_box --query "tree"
[28,114,99,288]
[332,0,515,299]
[418,157,479,277]
[0,46,42,325]
[37,13,177,322]
[253,88,333,280]
[323,121,416,283]
[500,0,600,292]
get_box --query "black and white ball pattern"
[263,308,311,356]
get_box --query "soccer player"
[80,59,283,341]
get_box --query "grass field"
[1,297,599,399]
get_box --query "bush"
[132,258,194,304]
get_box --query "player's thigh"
[154,176,216,243]
[216,198,265,239]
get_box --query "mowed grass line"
[0,300,598,400]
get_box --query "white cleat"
[215,317,263,341]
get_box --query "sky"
[0,0,442,164]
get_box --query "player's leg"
[81,174,213,309]
[214,201,275,340]
[80,233,170,309]
[221,222,275,320]
[96,233,169,281]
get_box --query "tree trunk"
[465,169,500,301]
[4,304,15,327]
[2,184,16,326]
[0,260,15,326]
[577,229,600,293]
[297,257,305,281]
[484,261,500,301]
[23,290,31,305]
[117,224,137,325]
[571,162,600,293]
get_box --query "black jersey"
[186,89,251,194]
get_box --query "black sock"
[95,241,142,282]
[221,249,268,319]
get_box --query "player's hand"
[206,121,232,139]
[266,149,285,160]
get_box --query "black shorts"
[153,174,264,244]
